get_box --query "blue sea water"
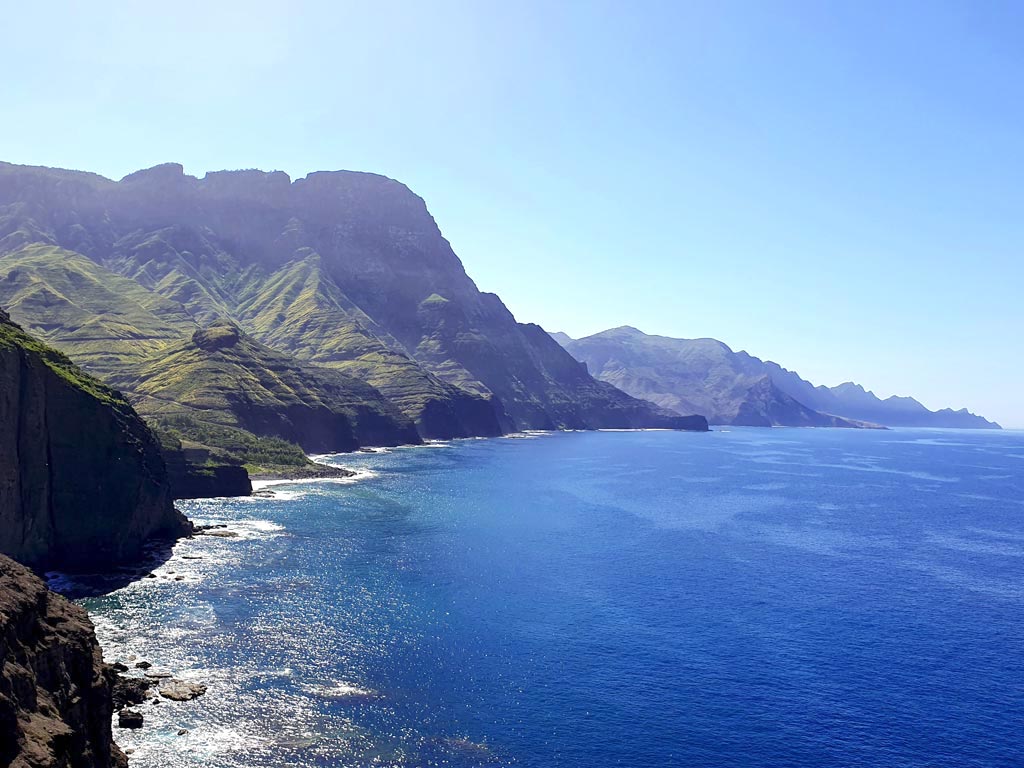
[79,428,1024,767]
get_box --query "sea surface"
[73,428,1024,767]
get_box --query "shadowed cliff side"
[0,308,191,570]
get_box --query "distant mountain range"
[555,326,1000,429]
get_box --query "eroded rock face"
[0,554,127,768]
[0,309,191,570]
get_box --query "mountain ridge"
[0,160,708,461]
[556,326,998,429]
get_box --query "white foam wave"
[250,468,377,491]
[597,427,675,432]
[192,519,286,541]
[247,520,285,532]
[302,681,376,698]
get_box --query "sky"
[1,1,1021,426]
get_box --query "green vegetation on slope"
[234,253,504,437]
[0,308,127,409]
[112,319,421,453]
[0,244,194,377]
[151,415,311,472]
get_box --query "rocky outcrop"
[161,450,252,500]
[157,680,206,702]
[0,554,127,768]
[0,309,191,570]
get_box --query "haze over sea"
[76,428,1024,767]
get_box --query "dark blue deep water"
[80,428,1024,767]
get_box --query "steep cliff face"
[0,161,701,435]
[0,554,126,768]
[559,327,998,429]
[560,327,868,428]
[0,309,190,570]
[760,372,1001,429]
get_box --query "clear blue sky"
[2,1,1021,426]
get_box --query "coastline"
[72,427,1024,767]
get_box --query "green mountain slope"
[234,252,502,438]
[0,244,194,376]
[113,319,421,452]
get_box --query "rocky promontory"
[0,554,127,768]
[0,309,192,571]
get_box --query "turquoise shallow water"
[78,428,1024,767]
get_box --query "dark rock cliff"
[0,554,126,768]
[160,449,253,500]
[0,308,191,570]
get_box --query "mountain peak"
[120,162,188,184]
[833,381,869,395]
[201,169,292,202]
[603,325,645,337]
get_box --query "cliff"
[758,373,1001,429]
[560,327,868,428]
[0,308,191,570]
[559,327,997,429]
[0,554,126,768]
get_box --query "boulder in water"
[160,680,208,701]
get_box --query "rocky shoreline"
[111,663,207,741]
[0,555,128,768]
[248,460,356,483]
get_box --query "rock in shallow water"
[118,709,144,729]
[199,529,240,538]
[160,680,208,701]
[112,675,153,710]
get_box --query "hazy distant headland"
[555,326,999,430]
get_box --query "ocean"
[74,428,1024,767]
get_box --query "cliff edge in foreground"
[0,554,126,768]
[0,308,191,571]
